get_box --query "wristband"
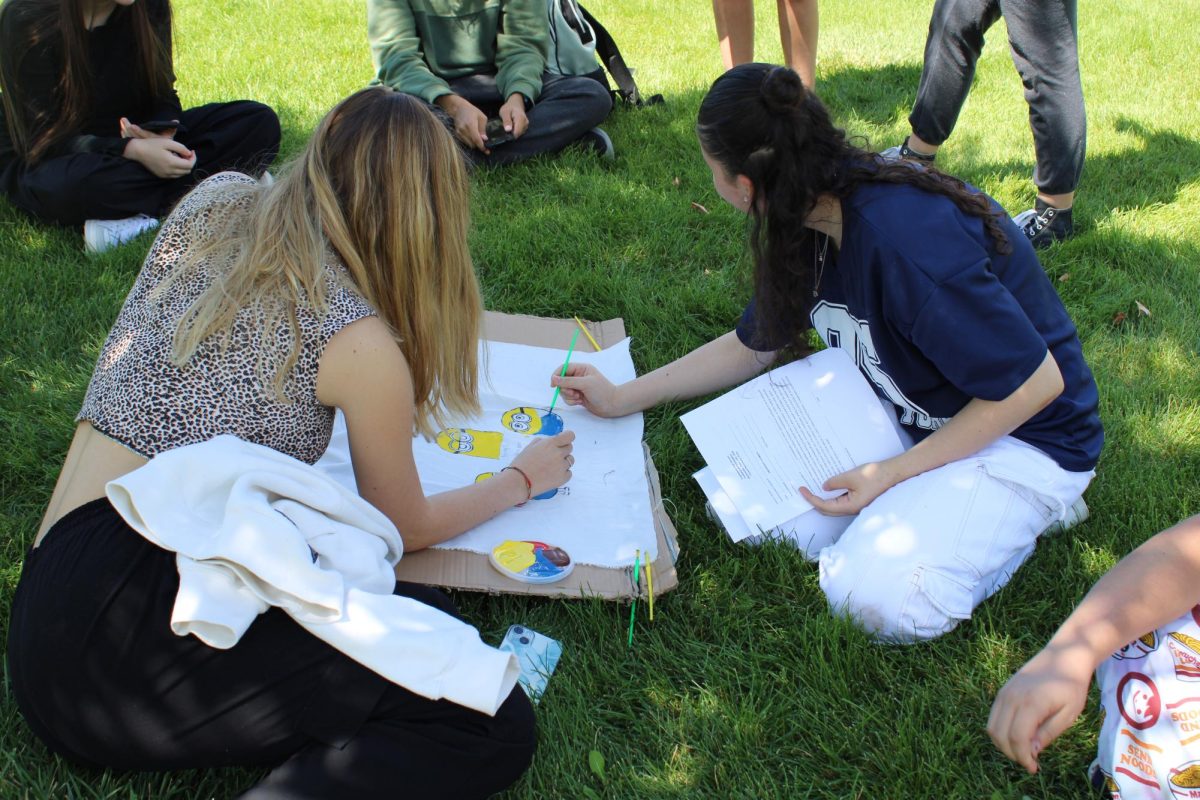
[501,465,533,506]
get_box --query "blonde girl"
[7,87,571,798]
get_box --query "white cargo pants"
[763,405,1094,643]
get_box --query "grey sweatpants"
[909,0,1086,195]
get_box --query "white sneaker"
[83,214,160,254]
[1043,496,1090,536]
[879,140,936,164]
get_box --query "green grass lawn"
[2,0,1199,797]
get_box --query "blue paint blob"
[537,412,564,436]
[532,487,558,501]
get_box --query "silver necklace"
[812,232,830,297]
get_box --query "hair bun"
[761,66,805,113]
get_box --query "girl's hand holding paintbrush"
[506,431,576,501]
[549,363,630,417]
[552,330,777,419]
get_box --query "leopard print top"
[78,172,377,464]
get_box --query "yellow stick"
[574,316,602,352]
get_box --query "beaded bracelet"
[501,465,533,506]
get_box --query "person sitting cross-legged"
[367,0,614,166]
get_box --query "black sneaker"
[578,127,614,160]
[880,140,936,164]
[1013,201,1074,249]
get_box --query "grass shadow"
[818,60,923,134]
[952,116,1200,224]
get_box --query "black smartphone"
[484,118,515,147]
[138,119,179,133]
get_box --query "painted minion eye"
[437,428,475,453]
[501,407,542,434]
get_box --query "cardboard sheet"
[318,312,678,600]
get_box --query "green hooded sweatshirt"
[368,0,549,105]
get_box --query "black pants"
[909,0,1086,195]
[433,72,612,167]
[0,100,281,226]
[7,499,536,799]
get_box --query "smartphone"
[484,118,515,147]
[498,625,562,703]
[138,119,179,133]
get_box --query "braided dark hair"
[696,63,1010,354]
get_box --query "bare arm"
[317,317,574,551]
[803,349,1065,514]
[989,514,1200,773]
[551,330,779,417]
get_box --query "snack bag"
[1094,606,1200,798]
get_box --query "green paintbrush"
[548,327,581,413]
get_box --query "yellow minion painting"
[435,427,502,459]
[501,406,564,436]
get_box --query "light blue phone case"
[498,625,563,704]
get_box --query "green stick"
[548,327,581,413]
[627,549,641,648]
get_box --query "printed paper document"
[681,348,905,533]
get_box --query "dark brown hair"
[0,0,174,164]
[696,63,1010,354]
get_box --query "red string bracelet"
[501,465,533,506]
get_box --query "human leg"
[444,73,507,118]
[178,101,281,182]
[998,0,1084,247]
[8,499,535,796]
[776,0,818,88]
[447,73,612,167]
[241,579,535,799]
[712,0,755,70]
[244,674,535,799]
[998,0,1085,201]
[1,152,186,225]
[818,437,1092,643]
[499,74,611,164]
[4,101,280,227]
[907,0,1002,152]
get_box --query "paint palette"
[490,540,575,584]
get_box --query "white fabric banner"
[317,338,657,568]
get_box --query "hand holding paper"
[799,460,902,516]
[682,348,907,533]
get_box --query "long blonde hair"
[169,87,482,437]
